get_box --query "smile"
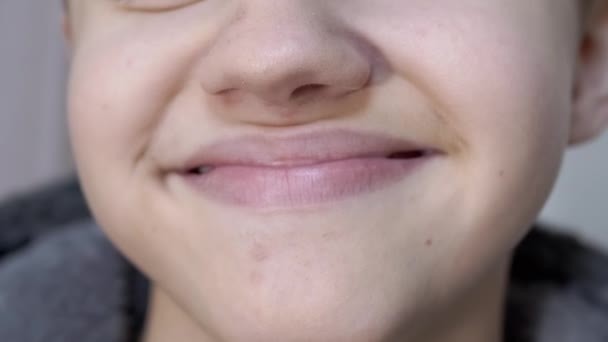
[173,129,440,209]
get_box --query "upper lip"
[177,128,437,172]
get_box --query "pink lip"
[173,129,439,209]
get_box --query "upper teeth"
[197,166,214,174]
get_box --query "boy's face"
[66,1,604,340]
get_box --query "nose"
[197,2,374,116]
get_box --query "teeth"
[197,165,214,174]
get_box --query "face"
[67,1,586,341]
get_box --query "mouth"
[185,149,431,176]
[170,129,440,209]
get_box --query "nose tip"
[197,6,374,108]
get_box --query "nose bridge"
[197,1,372,106]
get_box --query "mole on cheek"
[249,270,263,285]
[250,242,270,263]
[248,242,269,286]
[100,103,110,112]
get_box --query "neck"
[141,257,510,342]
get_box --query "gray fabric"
[506,280,608,342]
[536,287,608,342]
[506,226,608,342]
[0,220,129,342]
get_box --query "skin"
[64,1,608,341]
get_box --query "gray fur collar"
[0,221,136,342]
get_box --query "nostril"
[291,84,326,99]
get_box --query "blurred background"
[1,1,607,246]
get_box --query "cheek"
[68,42,169,166]
[442,24,573,227]
[67,21,203,202]
[67,9,223,178]
[66,32,179,260]
[65,14,230,282]
[354,2,576,268]
[371,4,572,190]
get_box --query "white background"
[1,0,606,246]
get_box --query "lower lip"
[179,157,431,209]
